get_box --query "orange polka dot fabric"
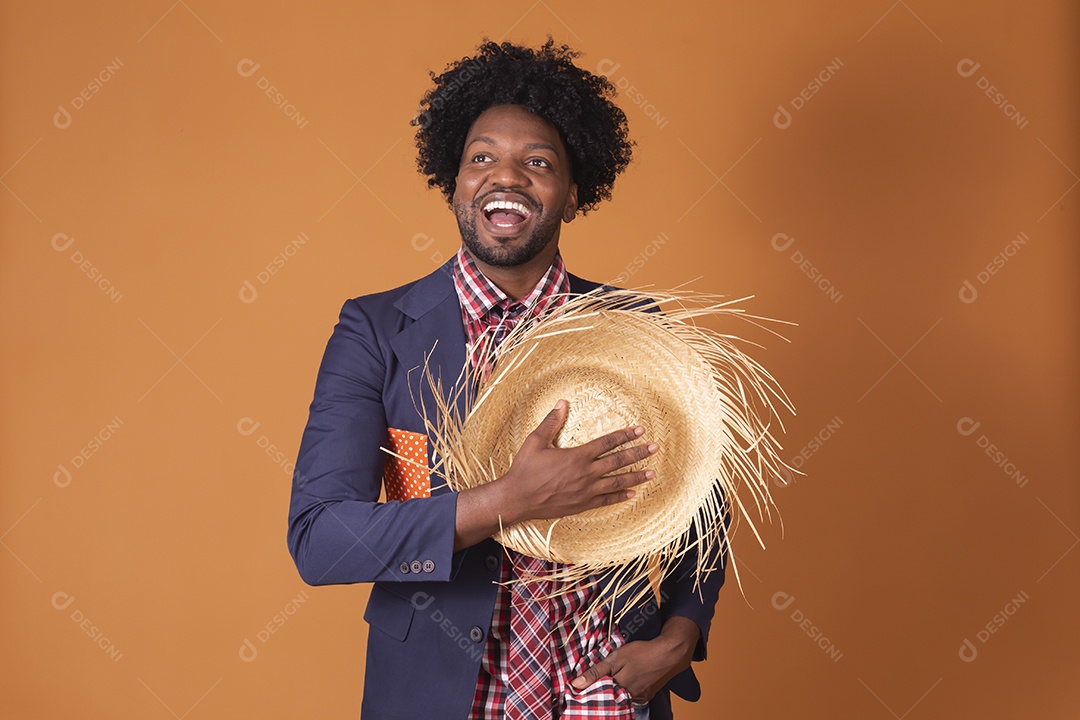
[383,428,431,502]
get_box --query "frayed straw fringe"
[409,287,796,626]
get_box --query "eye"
[528,158,552,168]
[470,153,491,163]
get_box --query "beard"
[454,198,561,268]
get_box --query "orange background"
[2,1,1077,718]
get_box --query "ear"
[562,183,579,223]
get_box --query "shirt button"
[422,559,435,573]
[485,555,499,571]
[469,626,484,643]
[410,560,423,574]
[399,562,410,574]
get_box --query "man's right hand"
[453,399,658,551]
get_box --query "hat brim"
[462,310,732,567]
[421,288,794,615]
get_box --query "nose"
[485,156,530,189]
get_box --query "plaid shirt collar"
[452,246,569,339]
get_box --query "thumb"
[531,400,568,447]
[571,656,612,690]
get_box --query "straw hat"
[420,289,793,611]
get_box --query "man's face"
[452,104,578,268]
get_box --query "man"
[287,40,726,719]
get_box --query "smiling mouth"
[481,199,533,229]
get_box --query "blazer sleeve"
[286,298,458,586]
[659,509,730,662]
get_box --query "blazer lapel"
[389,261,471,424]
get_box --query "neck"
[468,242,560,300]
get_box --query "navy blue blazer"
[287,258,726,719]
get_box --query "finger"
[593,442,659,476]
[600,469,655,495]
[581,425,645,457]
[571,658,612,690]
[591,477,649,509]
[529,400,568,447]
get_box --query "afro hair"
[412,39,633,215]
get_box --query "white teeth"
[482,199,531,217]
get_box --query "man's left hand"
[570,616,700,705]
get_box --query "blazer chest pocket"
[363,583,417,642]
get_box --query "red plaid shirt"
[453,246,569,368]
[452,247,634,719]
